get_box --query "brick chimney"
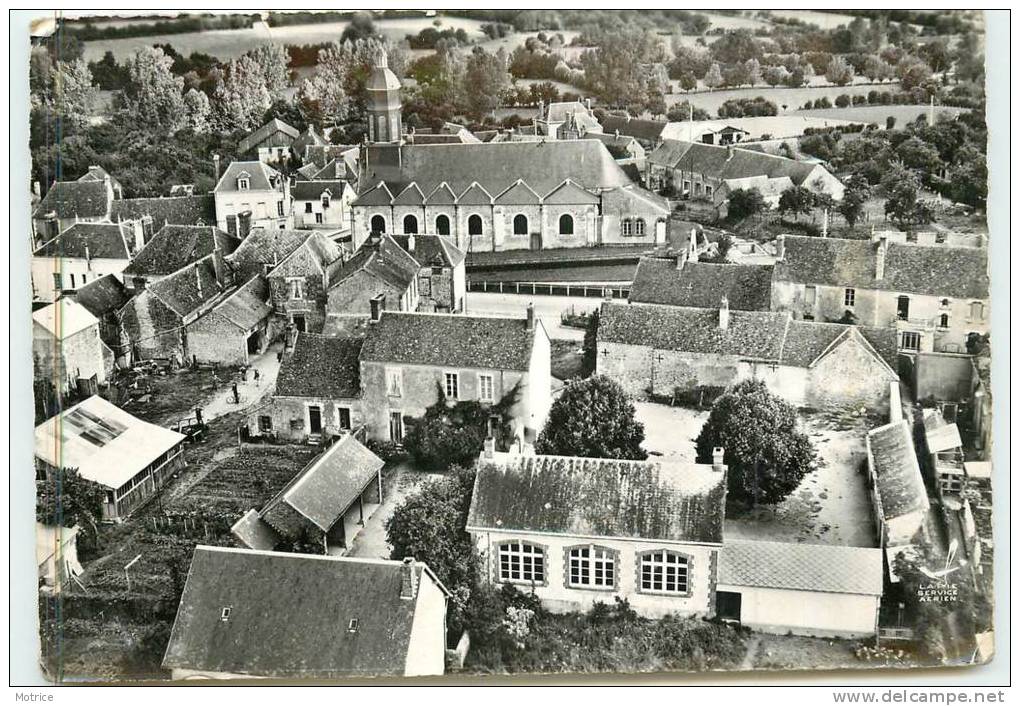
[369,293,386,322]
[399,557,417,600]
[719,296,729,330]
[238,210,252,239]
[776,234,785,262]
[712,447,725,472]
[875,235,888,280]
[526,302,535,332]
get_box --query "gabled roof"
[34,222,131,260]
[32,299,99,339]
[599,302,789,363]
[774,235,989,299]
[867,420,930,522]
[356,141,635,204]
[78,165,123,193]
[34,180,110,220]
[542,100,599,125]
[390,234,466,269]
[291,125,327,155]
[719,540,883,596]
[361,311,538,371]
[35,395,185,490]
[356,182,395,207]
[648,140,824,187]
[275,333,363,399]
[457,182,493,206]
[598,114,667,142]
[228,227,314,276]
[543,179,598,205]
[262,435,383,532]
[392,182,426,206]
[781,321,898,372]
[303,144,356,168]
[147,256,223,318]
[629,258,774,311]
[208,275,272,332]
[494,179,542,205]
[123,225,239,277]
[467,452,727,544]
[237,118,299,154]
[213,161,284,194]
[292,179,346,201]
[327,234,420,291]
[73,274,132,318]
[109,194,216,227]
[162,547,445,678]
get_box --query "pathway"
[346,462,444,559]
[200,342,283,423]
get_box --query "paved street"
[465,291,602,341]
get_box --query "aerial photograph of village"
[22,7,999,686]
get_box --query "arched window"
[939,313,950,329]
[513,214,529,235]
[497,541,545,584]
[634,218,646,237]
[558,214,574,235]
[403,214,419,234]
[639,550,689,595]
[621,219,633,237]
[435,214,451,235]
[468,214,483,236]
[370,214,386,233]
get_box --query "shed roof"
[922,409,963,454]
[598,114,667,142]
[237,118,299,154]
[719,539,883,596]
[275,333,363,399]
[867,420,930,522]
[467,453,727,544]
[73,274,132,318]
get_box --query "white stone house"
[32,299,111,396]
[213,161,293,236]
[32,222,139,302]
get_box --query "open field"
[671,82,903,116]
[794,104,969,126]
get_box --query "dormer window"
[237,177,250,190]
[321,191,331,209]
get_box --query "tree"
[948,147,987,210]
[581,309,599,378]
[579,31,666,109]
[535,376,646,460]
[882,163,933,227]
[745,58,762,87]
[341,11,377,43]
[920,38,953,74]
[215,54,273,132]
[464,48,511,118]
[666,100,710,123]
[695,379,818,507]
[825,55,855,86]
[182,87,211,133]
[37,467,105,556]
[727,187,766,221]
[121,47,186,131]
[246,43,291,98]
[52,59,98,130]
[709,30,762,65]
[838,173,872,227]
[897,56,933,92]
[895,136,943,174]
[703,62,723,90]
[863,54,894,82]
[762,65,788,87]
[777,185,815,220]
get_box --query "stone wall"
[248,396,364,442]
[121,292,185,362]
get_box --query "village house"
[466,443,728,618]
[645,140,845,208]
[291,125,328,159]
[299,144,359,182]
[122,224,240,291]
[31,172,119,246]
[109,194,218,242]
[246,333,364,442]
[629,256,774,311]
[358,308,552,445]
[716,540,883,638]
[231,434,384,554]
[185,274,277,366]
[33,298,111,398]
[236,118,300,165]
[597,113,669,149]
[389,234,466,314]
[72,274,133,365]
[597,301,899,413]
[213,160,293,236]
[350,54,668,252]
[585,132,647,169]
[265,230,343,334]
[162,548,450,679]
[771,232,990,355]
[534,99,602,139]
[865,419,930,580]
[291,178,352,239]
[36,523,83,594]
[31,221,139,302]
[35,395,186,521]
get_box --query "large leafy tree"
[777,185,815,220]
[727,187,766,221]
[535,375,646,460]
[121,46,187,131]
[463,47,512,118]
[246,43,291,99]
[883,163,933,227]
[695,379,818,507]
[215,54,273,132]
[838,173,872,227]
[824,55,855,86]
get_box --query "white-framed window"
[276,201,284,217]
[639,549,689,595]
[498,541,545,584]
[567,545,615,589]
[622,219,633,237]
[386,368,403,397]
[237,177,250,190]
[287,277,304,300]
[634,218,646,237]
[705,185,713,198]
[901,331,922,351]
[321,194,331,209]
[478,373,495,402]
[256,202,268,219]
[258,415,273,432]
[969,301,985,321]
[304,202,313,213]
[315,212,324,224]
[444,372,459,399]
[844,287,856,307]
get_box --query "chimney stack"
[585,97,592,113]
[776,234,785,262]
[719,296,729,330]
[369,293,386,322]
[526,303,535,332]
[133,276,147,292]
[875,235,888,280]
[213,154,221,182]
[399,557,417,600]
[712,447,725,472]
[238,210,252,239]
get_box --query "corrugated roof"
[34,222,131,260]
[123,225,239,277]
[868,420,929,521]
[34,180,110,220]
[467,453,727,544]
[34,395,185,489]
[361,311,537,371]
[32,299,99,338]
[275,333,363,399]
[719,539,883,595]
[162,548,437,678]
[630,258,774,311]
[109,194,216,227]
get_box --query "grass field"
[793,104,969,126]
[671,82,904,116]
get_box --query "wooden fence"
[467,280,630,299]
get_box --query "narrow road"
[200,342,283,423]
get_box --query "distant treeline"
[61,13,259,41]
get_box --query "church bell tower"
[366,50,402,143]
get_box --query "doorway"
[293,315,306,333]
[246,330,261,355]
[716,591,742,622]
[530,232,542,251]
[389,411,403,443]
[308,406,323,435]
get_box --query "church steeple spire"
[366,48,402,143]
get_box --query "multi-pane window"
[804,285,817,305]
[640,550,689,595]
[237,178,250,190]
[386,368,403,397]
[939,313,949,329]
[568,546,615,589]
[288,278,304,300]
[478,374,495,402]
[622,219,633,237]
[901,331,921,351]
[634,219,646,237]
[258,415,273,432]
[844,288,856,307]
[444,372,459,399]
[498,541,545,584]
[53,273,62,292]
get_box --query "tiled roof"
[648,140,821,186]
[292,179,346,201]
[213,161,284,194]
[719,540,883,595]
[264,435,383,532]
[467,453,727,544]
[599,302,789,363]
[148,255,224,318]
[109,195,216,227]
[629,258,774,311]
[867,420,929,521]
[327,234,420,290]
[774,235,990,299]
[78,165,123,193]
[356,141,634,203]
[123,225,239,277]
[237,118,299,154]
[390,234,466,268]
[228,227,314,277]
[361,311,537,371]
[598,114,667,142]
[291,125,327,155]
[781,321,898,371]
[162,547,439,678]
[275,333,363,399]
[73,274,132,317]
[34,180,110,220]
[303,144,356,168]
[33,222,131,260]
[209,275,272,331]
